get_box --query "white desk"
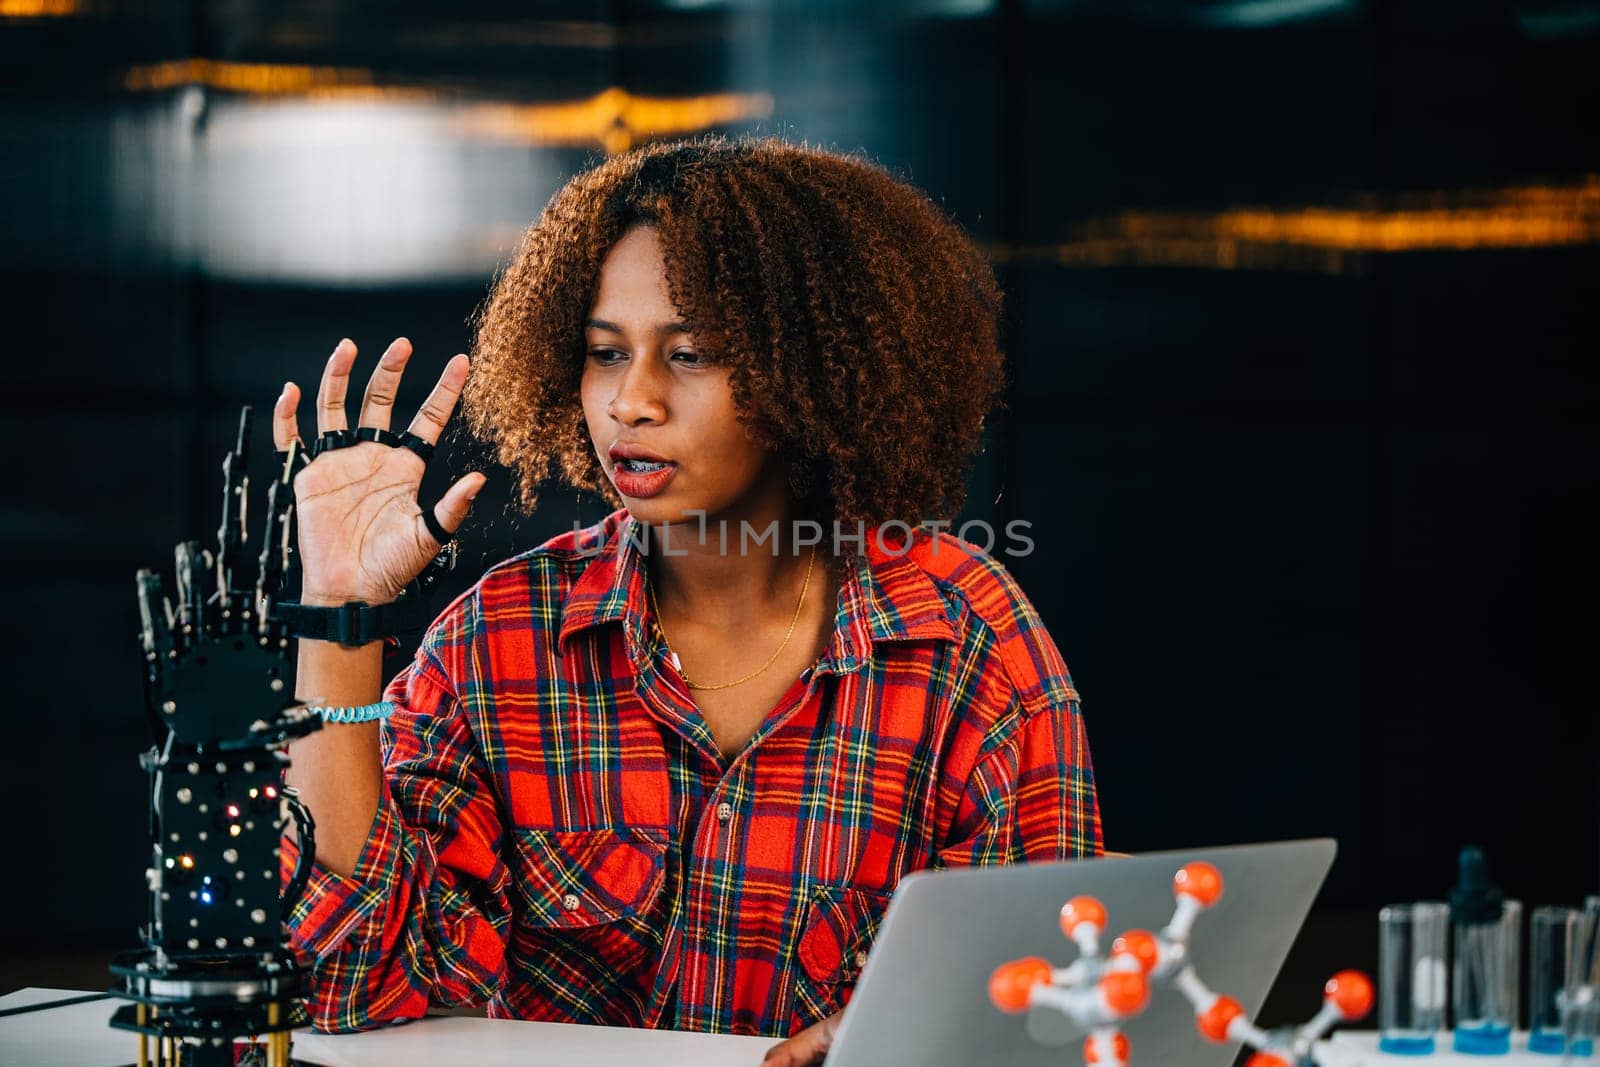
[0,987,774,1067]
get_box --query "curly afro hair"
[463,133,1006,534]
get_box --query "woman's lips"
[612,460,678,499]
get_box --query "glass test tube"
[1529,906,1593,1056]
[1559,897,1600,1057]
[1454,898,1521,1055]
[1380,902,1450,1055]
[1506,899,1524,1032]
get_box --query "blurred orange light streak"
[122,59,375,94]
[120,61,772,152]
[996,176,1600,273]
[115,58,1597,267]
[0,0,82,14]
[456,87,775,153]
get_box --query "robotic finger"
[114,405,321,1067]
[255,437,300,640]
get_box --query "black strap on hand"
[311,429,357,459]
[397,431,434,463]
[307,427,435,462]
[328,426,452,544]
[420,506,454,546]
[355,426,404,447]
[276,594,432,647]
[277,419,467,645]
[277,544,459,647]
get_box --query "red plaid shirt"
[284,508,1102,1036]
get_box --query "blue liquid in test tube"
[1380,902,1449,1055]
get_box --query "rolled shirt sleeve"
[932,591,1104,869]
[281,594,516,1032]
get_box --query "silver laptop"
[825,839,1338,1067]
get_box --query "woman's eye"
[587,348,710,366]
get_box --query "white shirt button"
[854,950,869,969]
[715,802,733,823]
[561,893,580,912]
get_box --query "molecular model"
[988,862,1374,1066]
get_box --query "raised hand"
[273,337,486,607]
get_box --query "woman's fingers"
[315,338,358,437]
[272,381,302,452]
[761,1012,840,1067]
[404,353,470,445]
[357,337,413,431]
[428,471,488,546]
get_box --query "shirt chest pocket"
[509,827,668,928]
[790,884,893,1031]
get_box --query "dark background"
[2,0,1597,1033]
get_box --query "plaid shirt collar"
[557,511,957,675]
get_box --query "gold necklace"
[647,544,818,691]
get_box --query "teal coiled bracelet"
[307,701,396,724]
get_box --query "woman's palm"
[272,337,485,606]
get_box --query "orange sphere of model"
[1059,895,1108,938]
[1083,1031,1132,1064]
[1099,970,1150,1016]
[988,957,1052,1014]
[1174,862,1224,907]
[1196,994,1245,1042]
[1324,970,1375,1019]
[1110,929,1160,975]
[1245,1053,1290,1067]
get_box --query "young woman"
[275,135,1102,1065]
